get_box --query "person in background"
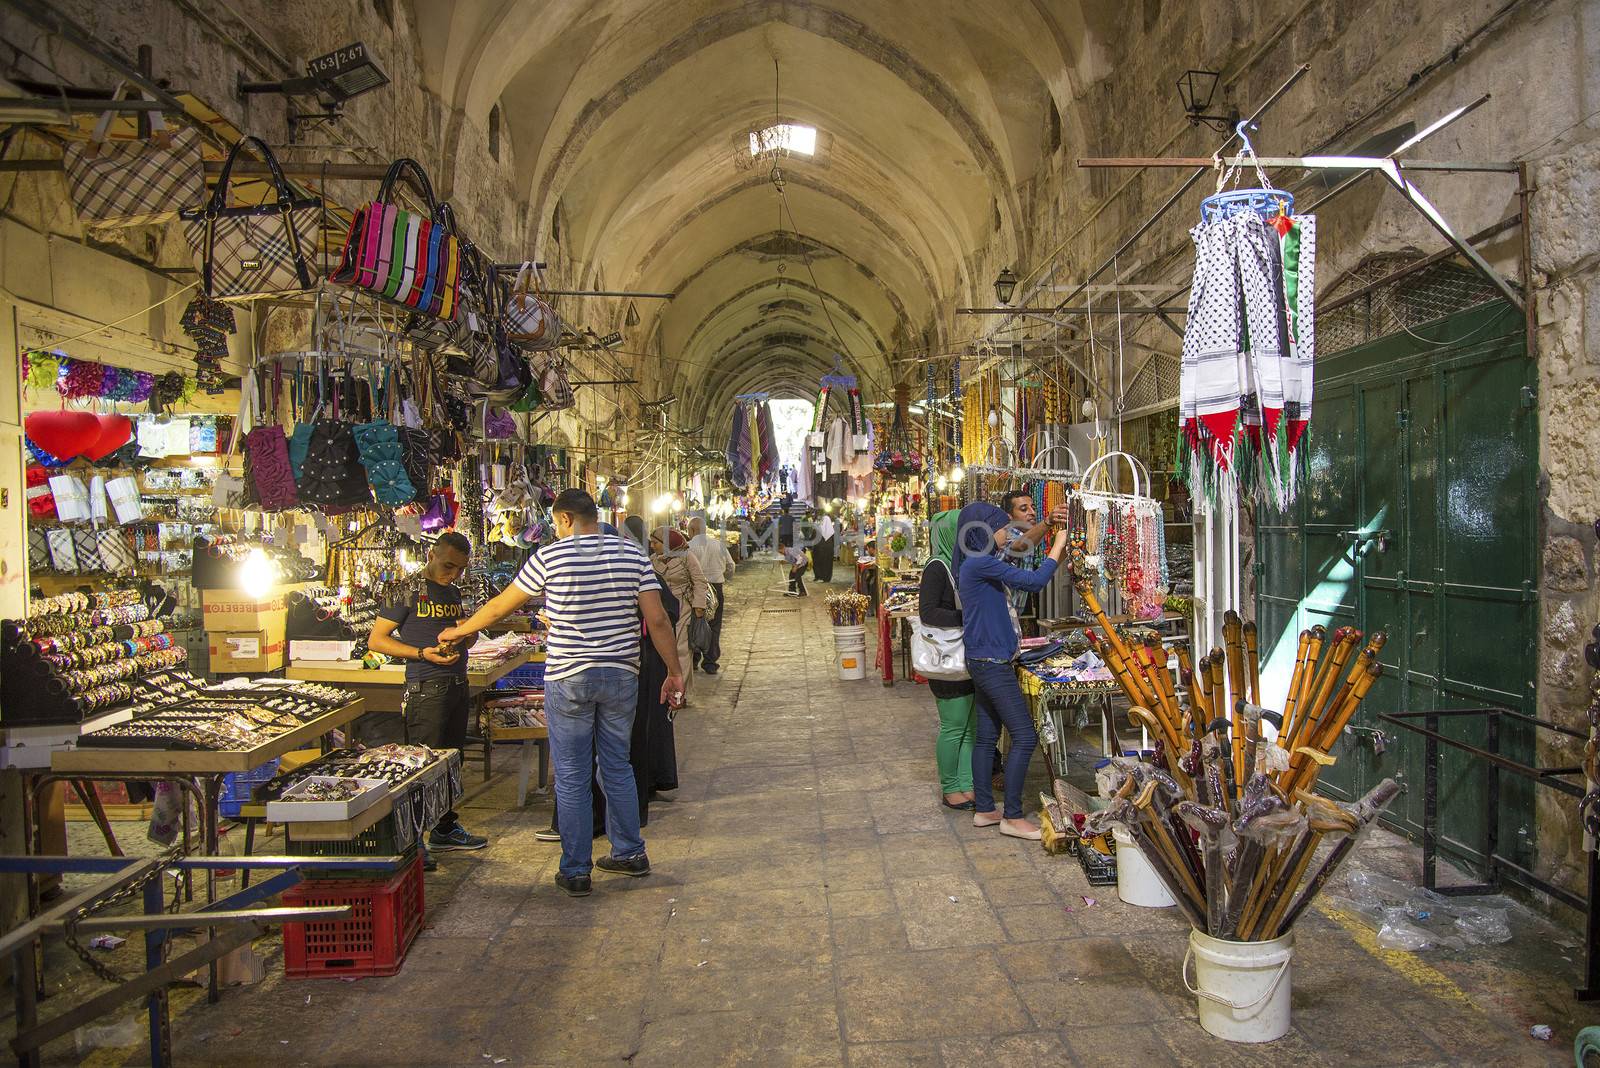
[648,525,708,700]
[955,501,1069,841]
[999,489,1067,613]
[919,510,975,810]
[812,510,837,583]
[783,540,810,596]
[441,490,684,898]
[364,531,489,870]
[623,515,682,817]
[686,515,735,675]
[778,490,796,548]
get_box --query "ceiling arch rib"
[660,235,914,370]
[506,0,1025,257]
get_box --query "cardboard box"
[200,589,291,633]
[290,639,357,662]
[208,629,286,674]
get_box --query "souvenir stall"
[4,126,592,991]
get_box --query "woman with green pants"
[920,510,976,809]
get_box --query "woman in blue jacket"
[955,501,1069,840]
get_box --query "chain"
[62,844,185,984]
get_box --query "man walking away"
[364,531,489,870]
[441,490,685,897]
[686,516,734,675]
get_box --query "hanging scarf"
[847,388,868,451]
[756,401,778,481]
[1178,212,1316,508]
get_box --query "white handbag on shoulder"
[910,560,969,681]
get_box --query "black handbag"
[179,136,321,299]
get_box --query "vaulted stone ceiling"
[415,0,1112,434]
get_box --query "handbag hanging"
[530,350,575,411]
[63,85,205,229]
[329,158,461,320]
[179,136,321,299]
[503,262,564,350]
[910,560,969,680]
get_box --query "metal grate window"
[1316,256,1509,355]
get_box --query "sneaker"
[595,853,651,878]
[702,666,719,675]
[421,849,438,873]
[555,872,591,897]
[534,827,561,842]
[784,590,801,597]
[429,825,488,852]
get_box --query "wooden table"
[486,724,548,806]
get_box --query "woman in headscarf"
[610,515,682,821]
[648,525,709,700]
[955,501,1069,840]
[920,510,975,809]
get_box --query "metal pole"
[541,289,674,300]
[956,306,1189,316]
[1078,156,1517,172]
[0,97,169,112]
[1378,159,1525,310]
[1518,161,1538,361]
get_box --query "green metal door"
[1255,301,1535,868]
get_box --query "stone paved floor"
[17,562,1600,1065]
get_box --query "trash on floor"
[1328,871,1512,951]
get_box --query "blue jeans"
[545,666,646,877]
[968,659,1038,820]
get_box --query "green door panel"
[1255,300,1534,867]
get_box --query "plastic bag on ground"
[1331,870,1514,951]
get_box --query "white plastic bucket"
[833,625,866,680]
[1112,827,1174,909]
[1183,929,1294,1043]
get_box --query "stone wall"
[939,0,1600,901]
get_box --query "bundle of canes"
[1281,634,1387,796]
[1262,777,1402,938]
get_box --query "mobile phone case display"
[72,676,354,750]
[1,590,188,725]
[257,744,463,854]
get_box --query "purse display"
[62,87,204,229]
[180,136,321,299]
[503,262,564,350]
[909,561,969,681]
[329,158,461,320]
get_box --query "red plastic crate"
[280,854,425,979]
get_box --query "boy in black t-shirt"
[365,531,488,862]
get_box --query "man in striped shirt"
[441,489,685,897]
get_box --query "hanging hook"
[1235,119,1259,159]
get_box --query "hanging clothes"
[1178,211,1316,507]
[726,402,751,486]
[756,401,778,482]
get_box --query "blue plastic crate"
[494,663,546,690]
[218,757,280,820]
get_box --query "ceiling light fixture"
[993,268,1018,306]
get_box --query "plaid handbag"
[62,88,204,229]
[180,136,321,299]
[329,157,461,320]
